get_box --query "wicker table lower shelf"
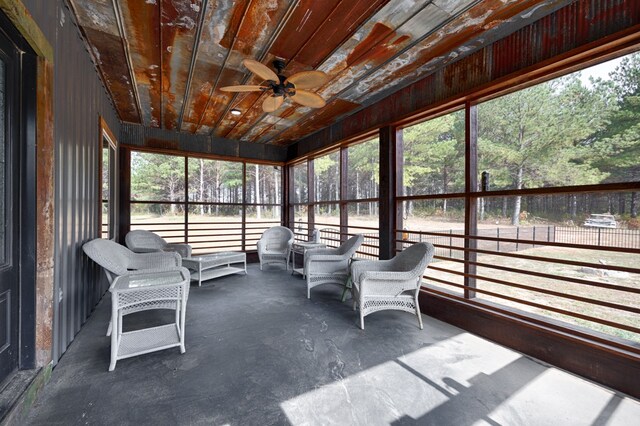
[117,324,181,360]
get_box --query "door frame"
[0,1,49,371]
[0,6,37,375]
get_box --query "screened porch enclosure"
[5,0,640,423]
[111,57,640,371]
[117,52,640,372]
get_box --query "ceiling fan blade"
[290,90,326,108]
[285,71,328,89]
[243,59,278,82]
[262,96,284,113]
[220,85,266,92]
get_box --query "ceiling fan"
[220,59,328,113]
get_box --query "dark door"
[0,26,20,386]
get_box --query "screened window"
[314,151,339,202]
[130,151,282,254]
[401,109,465,196]
[101,134,116,239]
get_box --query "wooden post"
[118,147,131,245]
[395,128,404,256]
[379,125,396,260]
[184,156,189,245]
[241,162,247,251]
[284,164,293,229]
[340,147,348,243]
[465,103,478,299]
[308,159,315,240]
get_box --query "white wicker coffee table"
[182,252,247,286]
[109,268,190,371]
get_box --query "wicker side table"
[109,268,190,371]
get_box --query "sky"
[576,56,624,87]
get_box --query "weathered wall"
[22,0,121,363]
[120,123,287,163]
[288,0,640,159]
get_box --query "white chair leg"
[415,293,423,330]
[179,299,187,354]
[109,302,118,371]
[106,320,112,336]
[360,309,365,330]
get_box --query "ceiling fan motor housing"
[269,59,294,97]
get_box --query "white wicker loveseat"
[125,229,192,258]
[351,242,434,330]
[82,238,185,335]
[305,234,364,299]
[257,226,294,270]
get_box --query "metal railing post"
[533,225,536,248]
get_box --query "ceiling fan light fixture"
[230,108,242,116]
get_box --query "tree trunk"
[502,197,507,217]
[511,165,524,226]
[274,169,279,206]
[199,159,205,215]
[255,164,261,219]
[442,169,448,213]
[570,194,577,220]
[169,179,177,215]
[618,193,626,215]
[479,198,485,221]
[631,192,638,218]
[356,171,360,215]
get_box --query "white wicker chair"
[125,229,192,258]
[351,242,434,330]
[257,226,294,270]
[82,238,185,335]
[305,234,364,299]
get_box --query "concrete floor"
[26,264,639,425]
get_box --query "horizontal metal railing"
[395,227,640,351]
[129,210,639,348]
[130,216,281,255]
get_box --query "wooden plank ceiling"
[68,0,571,145]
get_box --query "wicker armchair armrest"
[165,243,192,258]
[359,270,419,283]
[305,247,337,256]
[350,259,393,283]
[132,247,161,254]
[130,251,181,271]
[306,254,347,262]
[305,254,349,273]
